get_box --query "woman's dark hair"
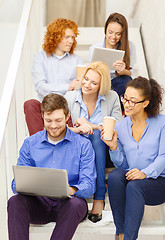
[104,12,130,70]
[126,76,164,117]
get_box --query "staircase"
[1,0,165,239]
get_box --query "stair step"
[30,221,165,240]
[29,199,165,239]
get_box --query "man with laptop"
[8,93,96,240]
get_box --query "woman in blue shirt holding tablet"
[101,76,165,240]
[89,13,136,102]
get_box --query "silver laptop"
[13,165,71,198]
[91,47,125,70]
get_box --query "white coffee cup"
[103,116,116,140]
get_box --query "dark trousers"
[8,194,87,240]
[111,75,132,97]
[111,75,132,111]
[24,99,73,136]
[108,169,165,240]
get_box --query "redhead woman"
[101,77,165,239]
[89,12,136,100]
[64,61,122,223]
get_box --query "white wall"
[0,0,4,6]
[106,0,138,26]
[0,0,25,22]
[0,0,25,97]
[131,0,165,83]
[0,23,18,98]
[131,0,165,111]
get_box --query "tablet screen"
[91,47,125,70]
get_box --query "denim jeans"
[108,168,165,240]
[88,129,109,200]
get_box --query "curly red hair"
[42,18,79,56]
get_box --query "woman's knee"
[126,180,144,196]
[108,168,126,181]
[108,168,126,186]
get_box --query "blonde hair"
[77,61,111,95]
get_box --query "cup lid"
[103,116,116,120]
[76,64,86,67]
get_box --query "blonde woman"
[65,61,122,222]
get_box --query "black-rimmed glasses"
[120,95,146,107]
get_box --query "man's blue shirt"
[12,128,96,199]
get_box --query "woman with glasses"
[101,76,165,240]
[65,61,122,223]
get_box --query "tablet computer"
[13,165,71,199]
[91,47,125,70]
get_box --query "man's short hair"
[42,18,79,56]
[41,94,69,117]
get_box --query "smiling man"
[24,18,83,135]
[8,93,96,240]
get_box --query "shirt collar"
[128,116,150,126]
[75,89,83,104]
[63,127,73,142]
[53,52,69,59]
[75,89,105,104]
[41,128,72,144]
[40,130,48,143]
[98,94,105,102]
